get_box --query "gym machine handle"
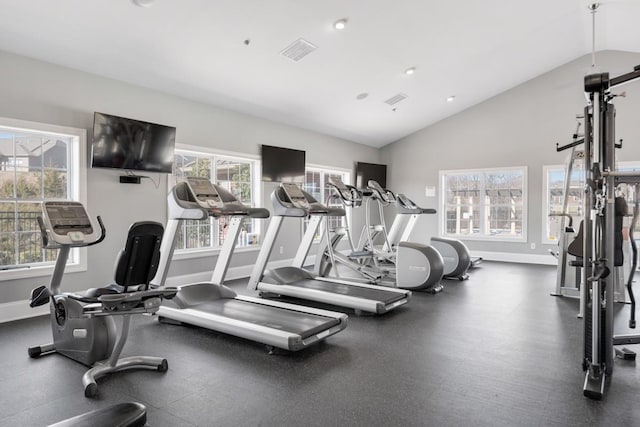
[556,138,584,152]
[549,212,573,228]
[37,215,106,248]
[92,217,107,246]
[37,216,55,249]
[626,184,638,329]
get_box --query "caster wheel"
[85,383,98,398]
[158,359,168,372]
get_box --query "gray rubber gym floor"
[1,261,639,426]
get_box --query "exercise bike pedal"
[29,285,52,307]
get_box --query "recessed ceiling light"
[405,67,416,76]
[446,95,456,102]
[334,19,348,30]
[132,0,154,7]
[356,93,369,100]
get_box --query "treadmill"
[247,183,411,315]
[151,177,347,352]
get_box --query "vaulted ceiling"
[0,0,638,147]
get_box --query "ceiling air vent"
[280,38,318,62]
[384,93,408,106]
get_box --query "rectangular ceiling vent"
[280,38,318,62]
[384,93,408,106]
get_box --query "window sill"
[173,245,262,261]
[441,234,527,243]
[0,262,86,282]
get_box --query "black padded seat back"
[114,221,164,291]
[567,196,627,267]
[567,221,584,258]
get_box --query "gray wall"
[0,50,379,305]
[380,50,640,256]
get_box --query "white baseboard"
[1,256,310,324]
[0,300,49,324]
[471,251,556,266]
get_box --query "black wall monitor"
[261,145,305,183]
[355,162,387,188]
[91,112,176,174]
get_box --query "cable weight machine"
[578,65,640,400]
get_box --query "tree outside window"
[0,127,77,269]
[172,150,259,251]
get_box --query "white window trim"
[304,164,352,241]
[542,161,640,245]
[542,164,567,245]
[306,163,352,176]
[439,166,528,242]
[170,144,262,259]
[0,117,87,281]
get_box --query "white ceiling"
[0,0,639,148]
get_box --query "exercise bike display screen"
[45,202,93,235]
[186,177,223,208]
[281,183,310,209]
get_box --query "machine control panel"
[367,180,394,203]
[329,177,353,201]
[397,194,418,209]
[281,183,310,210]
[186,177,223,209]
[42,201,100,245]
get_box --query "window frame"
[439,166,528,242]
[541,163,585,245]
[304,164,352,240]
[0,116,87,281]
[542,161,640,245]
[170,144,262,261]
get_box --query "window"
[544,161,640,243]
[304,166,351,234]
[0,117,86,279]
[440,167,527,241]
[543,162,585,243]
[172,148,260,252]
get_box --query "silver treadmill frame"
[152,184,347,351]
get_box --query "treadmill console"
[397,194,418,209]
[329,177,352,201]
[281,183,310,210]
[42,201,99,245]
[186,177,224,209]
[367,180,392,203]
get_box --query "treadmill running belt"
[189,299,339,339]
[285,279,405,305]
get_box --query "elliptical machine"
[28,201,177,397]
[382,191,475,280]
[312,177,444,293]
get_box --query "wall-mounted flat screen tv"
[91,112,176,173]
[355,162,387,188]
[261,144,305,183]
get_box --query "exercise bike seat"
[99,289,177,312]
[83,284,125,298]
[47,402,146,427]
